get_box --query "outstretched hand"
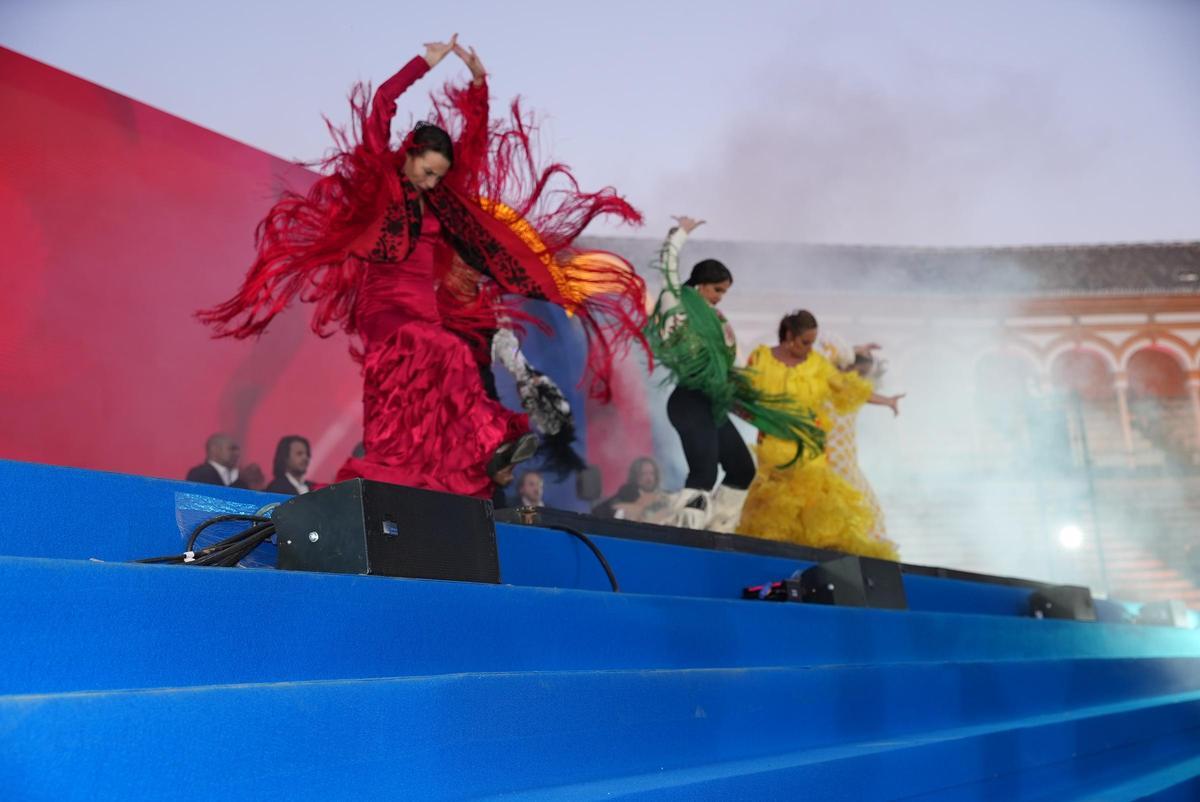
[885,393,905,417]
[672,215,706,235]
[423,34,459,68]
[453,42,487,84]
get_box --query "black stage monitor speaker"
[274,479,500,583]
[1136,600,1191,629]
[1029,585,1096,622]
[799,555,908,610]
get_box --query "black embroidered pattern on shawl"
[425,189,550,301]
[368,179,425,263]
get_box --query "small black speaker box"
[274,479,500,583]
[1136,600,1191,629]
[1029,585,1096,621]
[799,555,907,610]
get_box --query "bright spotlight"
[1058,524,1085,550]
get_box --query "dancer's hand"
[884,393,905,416]
[423,34,459,68]
[453,43,487,85]
[672,215,706,234]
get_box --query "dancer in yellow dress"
[817,340,903,553]
[739,311,900,560]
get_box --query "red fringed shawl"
[199,56,648,401]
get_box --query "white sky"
[4,0,1198,246]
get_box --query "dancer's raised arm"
[363,35,459,154]
[656,215,705,310]
[440,41,491,185]
[453,42,487,86]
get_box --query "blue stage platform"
[1,458,1199,800]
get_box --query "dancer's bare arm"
[869,392,905,416]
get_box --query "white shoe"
[708,484,749,533]
[667,488,712,530]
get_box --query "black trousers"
[666,386,755,491]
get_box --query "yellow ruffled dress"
[738,345,899,560]
[825,406,895,549]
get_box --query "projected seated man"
[185,433,260,489]
[592,457,671,523]
[265,435,313,495]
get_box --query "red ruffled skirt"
[335,319,529,498]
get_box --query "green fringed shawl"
[645,243,825,466]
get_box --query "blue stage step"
[2,459,1199,798]
[3,670,1198,800]
[2,554,1199,696]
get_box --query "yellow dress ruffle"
[739,346,899,561]
[825,407,892,547]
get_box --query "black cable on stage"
[133,514,274,566]
[191,522,274,564]
[168,520,274,563]
[540,524,620,593]
[186,514,271,552]
[215,524,274,565]
[192,523,275,567]
[199,521,275,554]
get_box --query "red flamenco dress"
[200,55,647,498]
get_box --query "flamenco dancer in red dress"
[201,36,647,498]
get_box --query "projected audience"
[592,457,671,523]
[513,470,545,508]
[185,433,262,489]
[266,435,313,495]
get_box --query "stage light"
[1058,524,1085,550]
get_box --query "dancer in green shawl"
[646,216,824,531]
